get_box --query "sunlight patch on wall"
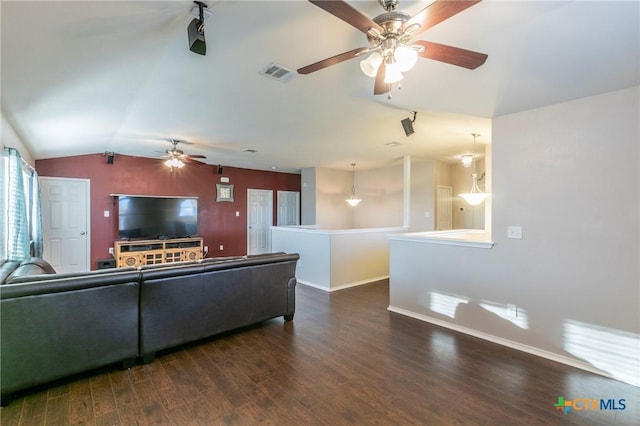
[429,291,469,319]
[564,320,640,387]
[480,301,529,329]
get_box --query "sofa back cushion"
[5,258,56,283]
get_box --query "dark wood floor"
[1,280,638,425]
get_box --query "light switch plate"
[507,226,523,239]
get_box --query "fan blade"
[373,63,390,95]
[308,0,382,34]
[184,157,207,165]
[414,40,487,70]
[298,47,368,74]
[187,154,207,159]
[405,0,481,37]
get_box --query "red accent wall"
[36,154,301,269]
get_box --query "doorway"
[247,189,273,255]
[40,177,90,272]
[277,190,300,226]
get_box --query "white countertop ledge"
[388,229,496,249]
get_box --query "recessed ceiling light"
[386,141,401,147]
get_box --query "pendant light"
[459,133,489,206]
[460,154,473,168]
[346,163,362,207]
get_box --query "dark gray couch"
[0,252,299,405]
[138,253,299,363]
[0,260,140,406]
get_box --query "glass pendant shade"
[360,52,383,77]
[346,197,362,207]
[459,173,488,206]
[384,62,403,84]
[165,157,185,169]
[461,154,473,168]
[394,45,418,72]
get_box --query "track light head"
[401,112,416,137]
[188,1,208,55]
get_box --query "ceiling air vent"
[260,63,296,82]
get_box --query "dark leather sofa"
[138,253,298,363]
[0,253,299,405]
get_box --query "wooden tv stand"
[114,237,203,268]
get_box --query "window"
[1,147,42,260]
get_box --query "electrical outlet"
[219,245,224,250]
[108,247,114,255]
[204,246,208,252]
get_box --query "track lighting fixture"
[188,1,208,55]
[401,111,417,136]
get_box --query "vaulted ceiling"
[2,1,638,172]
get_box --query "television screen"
[118,196,198,239]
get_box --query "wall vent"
[260,63,296,82]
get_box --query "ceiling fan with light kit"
[161,139,207,170]
[297,0,488,95]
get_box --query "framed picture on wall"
[216,184,234,202]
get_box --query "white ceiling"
[2,0,638,172]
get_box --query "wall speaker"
[401,118,415,137]
[187,18,206,55]
[105,151,115,164]
[96,258,115,269]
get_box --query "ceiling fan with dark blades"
[162,139,207,169]
[297,0,488,95]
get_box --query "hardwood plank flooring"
[1,280,638,425]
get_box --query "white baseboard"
[297,280,329,292]
[298,275,389,293]
[387,305,632,386]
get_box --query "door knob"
[80,231,86,235]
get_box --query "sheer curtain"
[1,147,42,260]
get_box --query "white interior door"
[277,190,300,226]
[40,177,90,272]
[436,185,453,231]
[247,189,273,255]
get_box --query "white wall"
[2,112,35,166]
[271,227,331,289]
[389,87,640,386]
[272,227,403,291]
[316,167,354,229]
[301,167,316,225]
[353,163,404,228]
[305,164,405,230]
[408,159,436,232]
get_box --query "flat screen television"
[118,196,198,239]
